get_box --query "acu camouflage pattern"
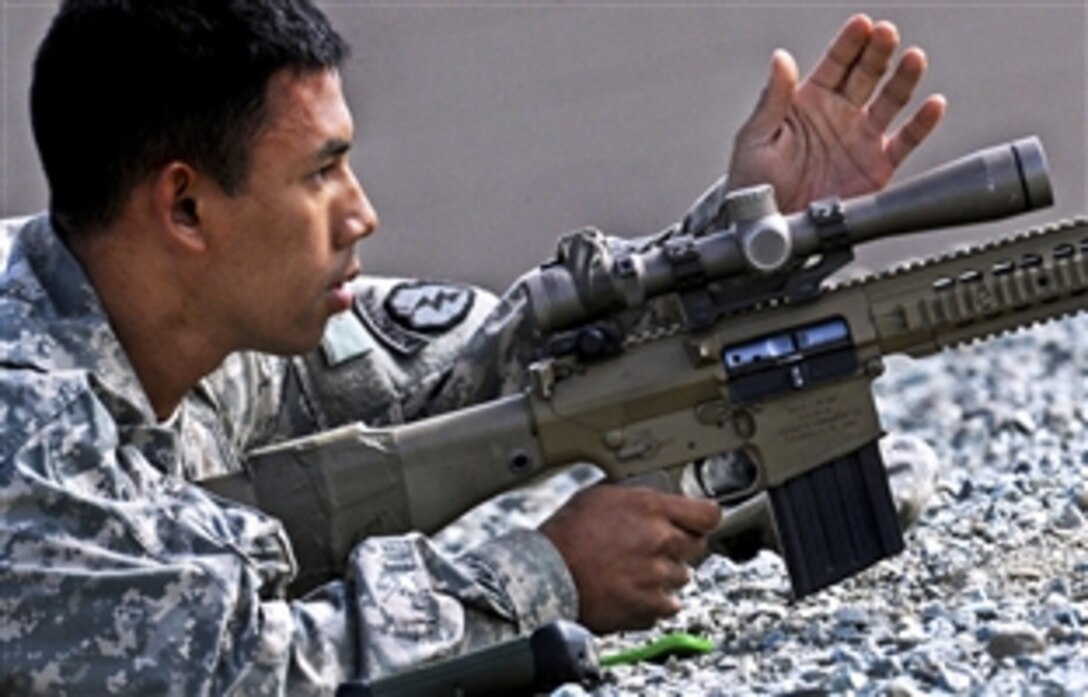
[0,215,578,695]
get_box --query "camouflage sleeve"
[0,377,356,695]
[0,374,577,693]
[350,529,577,676]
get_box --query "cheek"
[243,202,334,292]
[281,233,333,296]
[285,202,336,253]
[266,213,329,264]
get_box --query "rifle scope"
[525,137,1052,333]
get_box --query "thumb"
[738,49,798,140]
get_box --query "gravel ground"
[440,312,1088,695]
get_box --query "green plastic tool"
[600,633,714,667]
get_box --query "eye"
[313,162,338,181]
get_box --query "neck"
[67,227,229,421]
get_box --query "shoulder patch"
[354,286,429,357]
[384,281,475,333]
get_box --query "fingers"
[600,555,691,630]
[661,491,722,536]
[807,14,874,91]
[541,485,716,633]
[808,15,923,112]
[840,20,899,106]
[738,49,799,141]
[643,559,691,616]
[867,47,926,133]
[887,94,946,167]
[664,528,710,568]
[623,556,691,627]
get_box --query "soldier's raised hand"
[727,14,947,213]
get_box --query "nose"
[337,168,379,248]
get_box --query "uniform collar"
[0,214,160,427]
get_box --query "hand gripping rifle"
[205,137,1084,600]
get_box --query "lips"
[325,263,360,313]
[327,260,361,291]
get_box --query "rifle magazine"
[770,440,904,598]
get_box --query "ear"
[150,162,211,253]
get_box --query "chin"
[259,328,326,357]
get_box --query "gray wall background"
[2,1,1085,292]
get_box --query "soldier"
[0,1,942,693]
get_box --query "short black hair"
[30,0,349,234]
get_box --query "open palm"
[728,15,947,213]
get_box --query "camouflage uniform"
[0,173,938,693]
[0,215,578,695]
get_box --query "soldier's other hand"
[539,484,721,634]
[727,13,947,213]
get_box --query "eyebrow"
[315,138,352,162]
